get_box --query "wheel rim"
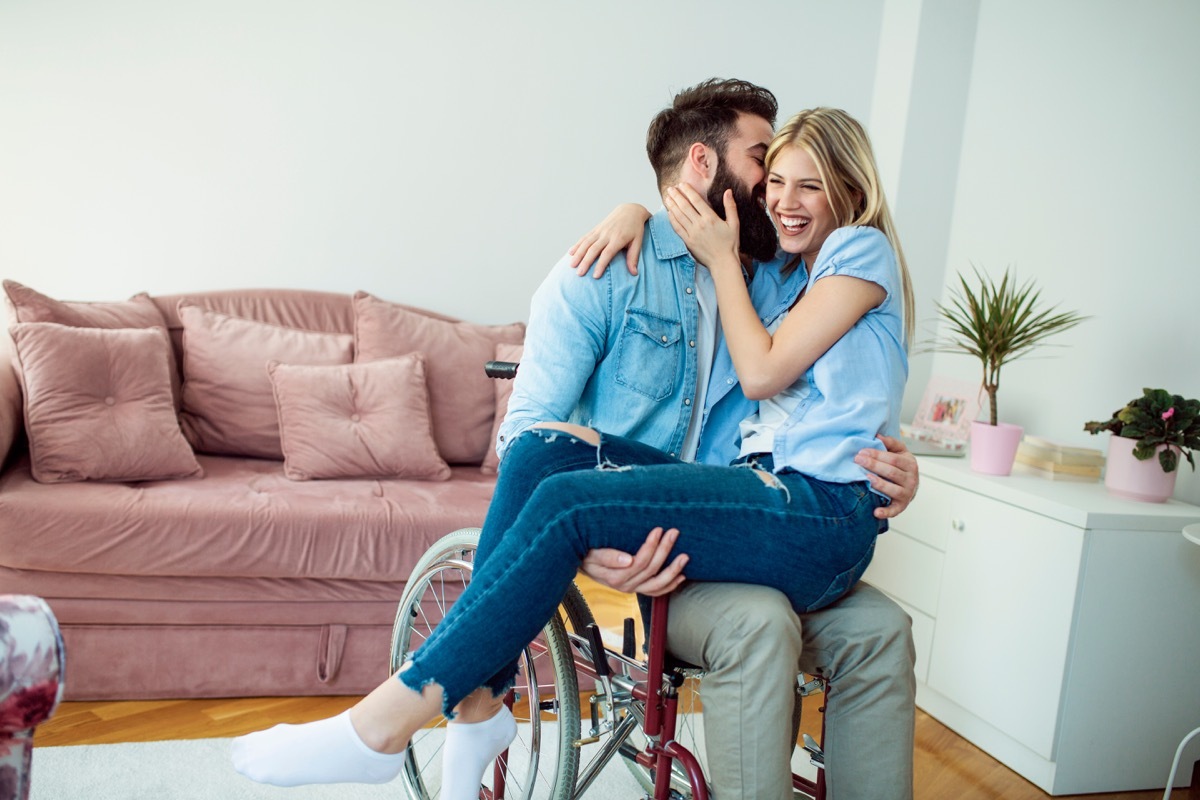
[393,536,579,800]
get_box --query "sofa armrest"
[0,331,21,470]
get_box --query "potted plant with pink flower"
[1084,388,1200,502]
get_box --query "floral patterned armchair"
[0,596,64,800]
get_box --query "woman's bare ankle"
[453,688,505,724]
[349,674,442,754]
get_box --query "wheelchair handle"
[484,360,519,380]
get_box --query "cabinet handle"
[951,518,966,532]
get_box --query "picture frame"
[909,377,982,444]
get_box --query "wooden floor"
[36,578,1196,800]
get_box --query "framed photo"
[909,377,982,444]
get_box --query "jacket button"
[660,335,668,343]
[689,340,695,347]
[685,287,693,295]
[684,398,691,406]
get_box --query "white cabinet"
[863,457,1200,794]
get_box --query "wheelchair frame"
[391,528,827,800]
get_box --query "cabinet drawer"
[863,529,944,617]
[889,477,954,552]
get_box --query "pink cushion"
[2,280,166,329]
[10,323,201,483]
[268,354,451,481]
[352,292,525,465]
[178,304,354,459]
[480,342,524,475]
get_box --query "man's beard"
[707,161,778,263]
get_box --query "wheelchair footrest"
[802,733,825,768]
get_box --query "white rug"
[32,735,647,800]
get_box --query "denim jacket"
[498,209,806,466]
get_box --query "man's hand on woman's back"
[856,434,919,519]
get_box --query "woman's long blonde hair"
[767,108,915,346]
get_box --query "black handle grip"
[585,623,610,678]
[622,617,637,659]
[484,360,519,380]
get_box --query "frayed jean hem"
[397,668,517,721]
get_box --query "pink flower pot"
[1104,435,1179,503]
[969,421,1024,476]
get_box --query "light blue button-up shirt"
[745,226,908,486]
[498,210,805,466]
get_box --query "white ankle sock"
[231,710,407,787]
[441,705,518,800]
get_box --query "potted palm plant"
[924,267,1088,475]
[1084,388,1200,502]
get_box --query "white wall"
[926,0,1200,503]
[870,0,980,422]
[0,0,884,325]
[4,0,1198,502]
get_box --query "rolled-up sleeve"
[496,255,615,462]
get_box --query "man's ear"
[685,142,717,182]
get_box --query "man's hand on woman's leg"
[579,527,688,596]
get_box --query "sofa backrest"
[153,289,356,372]
[0,287,475,469]
[151,289,460,374]
[0,330,20,470]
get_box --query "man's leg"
[798,582,916,800]
[666,582,803,800]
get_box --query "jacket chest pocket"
[615,309,681,401]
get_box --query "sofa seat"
[0,454,490,700]
[0,455,496,580]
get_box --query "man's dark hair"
[646,78,778,191]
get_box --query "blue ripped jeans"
[399,428,886,714]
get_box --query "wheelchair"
[389,527,828,800]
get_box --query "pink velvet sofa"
[0,283,523,700]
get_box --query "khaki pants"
[666,581,916,799]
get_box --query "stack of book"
[1013,435,1105,481]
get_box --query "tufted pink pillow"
[178,304,354,459]
[10,322,201,483]
[480,342,524,476]
[267,354,451,481]
[2,279,166,329]
[352,292,524,465]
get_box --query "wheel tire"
[391,528,581,800]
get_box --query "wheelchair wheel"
[391,528,581,800]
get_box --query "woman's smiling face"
[765,145,838,265]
